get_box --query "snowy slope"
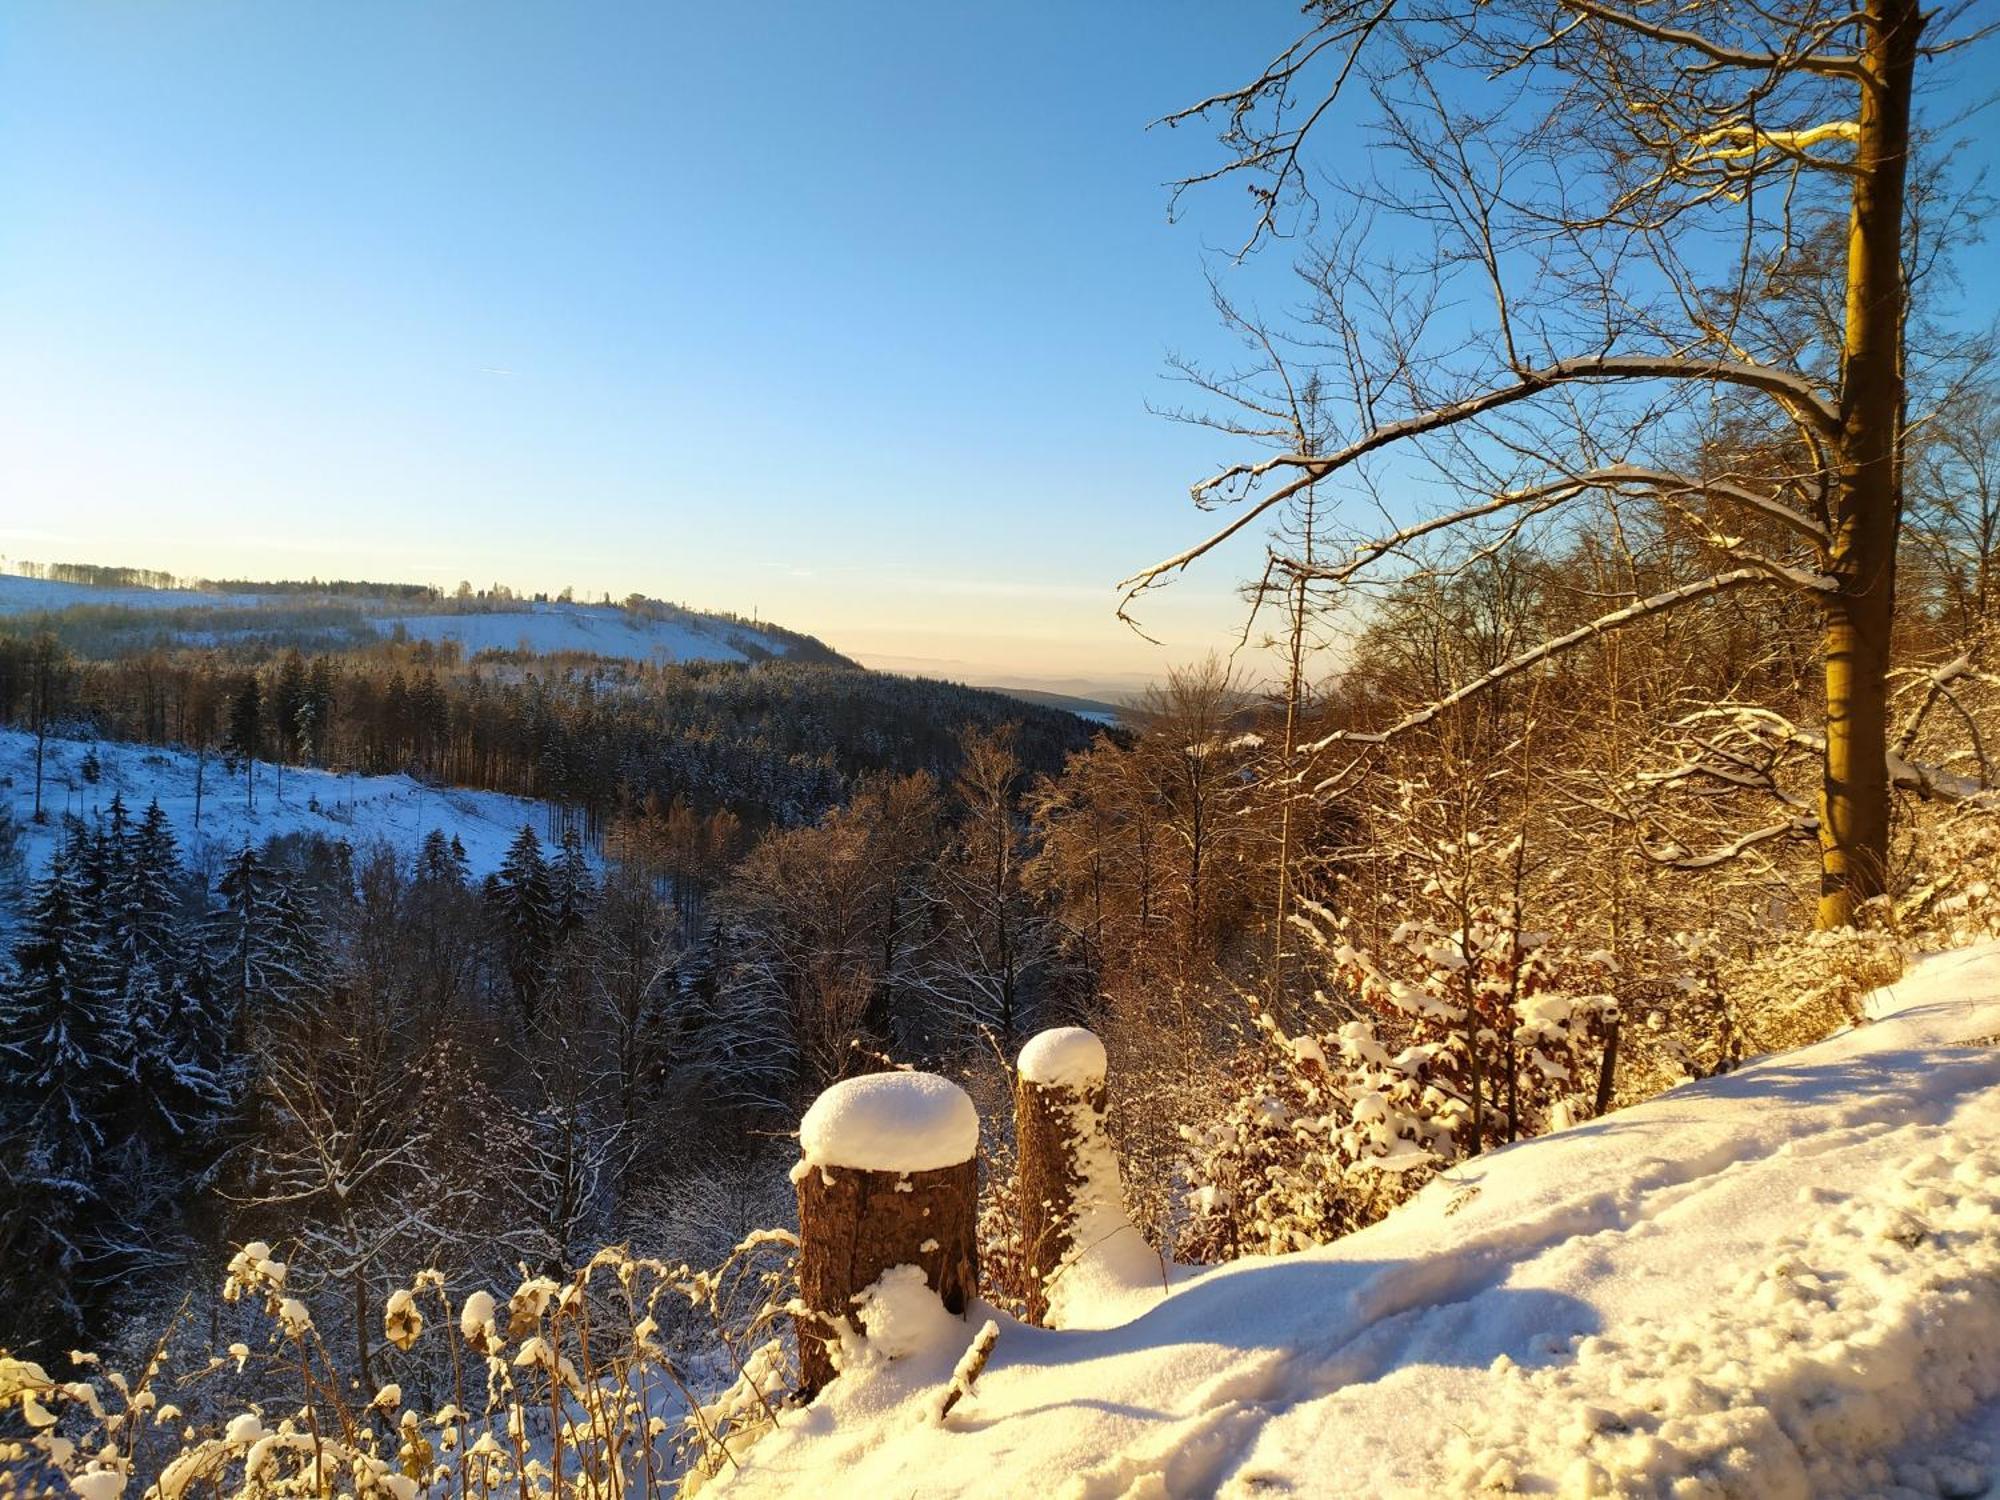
[0,728,557,884]
[1,575,829,667]
[719,945,2000,1499]
[378,602,789,664]
[0,575,253,614]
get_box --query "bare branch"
[1300,568,1790,749]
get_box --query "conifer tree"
[0,850,133,1347]
[551,825,597,941]
[488,824,556,1024]
[227,674,263,811]
[207,845,331,1033]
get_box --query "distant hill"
[977,685,1130,727]
[378,600,851,667]
[0,571,853,668]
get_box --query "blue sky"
[2,4,1994,696]
[0,1,1307,694]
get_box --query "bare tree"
[1134,0,1992,927]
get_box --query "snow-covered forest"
[5,0,2000,1494]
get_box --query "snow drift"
[716,943,2000,1498]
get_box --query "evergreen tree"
[487,824,555,1024]
[0,852,133,1348]
[416,828,461,887]
[207,845,331,1032]
[305,655,337,763]
[0,852,132,1172]
[551,825,597,941]
[227,675,263,810]
[112,799,185,974]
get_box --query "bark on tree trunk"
[794,1157,977,1399]
[1819,0,1922,929]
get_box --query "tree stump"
[1015,1027,1112,1327]
[792,1072,979,1398]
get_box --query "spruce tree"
[488,824,555,1024]
[207,845,331,1033]
[0,851,133,1348]
[416,828,461,888]
[551,825,597,941]
[110,799,184,974]
[227,675,262,811]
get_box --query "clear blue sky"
[0,1,1305,695]
[2,4,1993,697]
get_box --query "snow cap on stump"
[1017,1027,1108,1092]
[799,1070,978,1173]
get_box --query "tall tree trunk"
[1819,0,1921,929]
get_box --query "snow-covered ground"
[720,944,2000,1499]
[0,575,255,614]
[0,575,816,666]
[0,728,556,884]
[378,602,790,664]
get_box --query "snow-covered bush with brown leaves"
[1178,827,1618,1261]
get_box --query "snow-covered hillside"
[0,574,832,667]
[0,575,254,614]
[378,601,794,664]
[0,728,557,883]
[721,945,2000,1499]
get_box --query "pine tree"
[0,852,133,1172]
[551,825,597,941]
[227,675,263,811]
[112,799,185,974]
[207,845,331,1034]
[0,852,133,1348]
[488,824,555,1024]
[305,655,337,763]
[415,828,460,888]
[271,650,309,800]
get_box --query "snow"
[717,943,2000,1498]
[375,602,795,665]
[459,1291,497,1347]
[0,728,565,886]
[797,1073,979,1174]
[0,573,813,667]
[846,1266,966,1365]
[1017,1027,1108,1091]
[0,575,252,615]
[1014,1027,1165,1331]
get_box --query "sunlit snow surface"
[720,944,2000,1498]
[377,603,782,664]
[0,727,559,890]
[798,1072,981,1174]
[0,576,802,666]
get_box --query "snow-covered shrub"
[1722,910,1903,1054]
[1899,804,2000,946]
[1176,999,1438,1260]
[1180,830,1617,1261]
